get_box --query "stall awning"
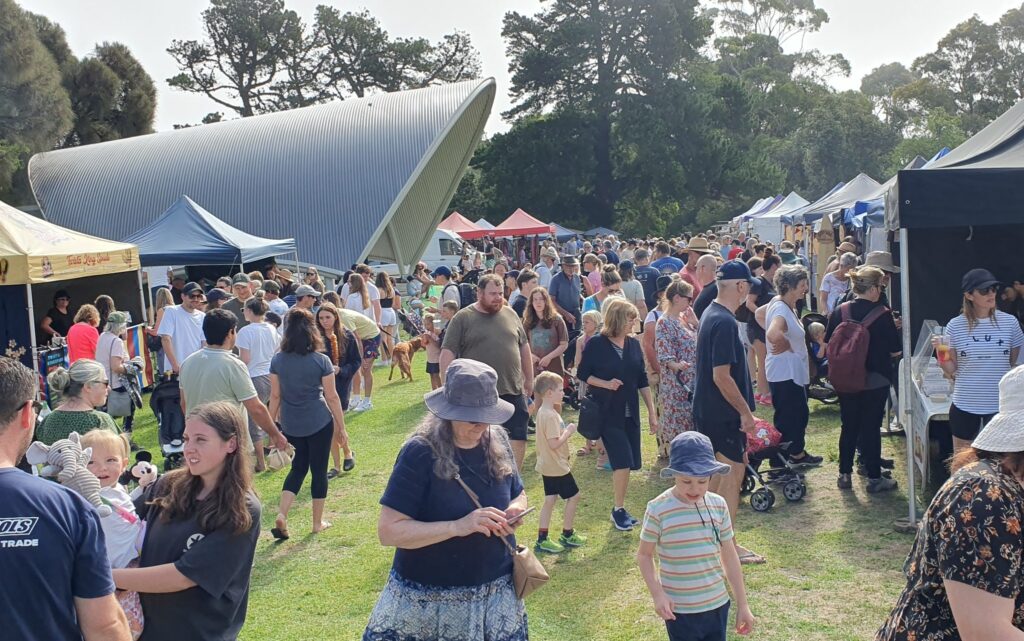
[438,211,491,239]
[123,195,296,267]
[783,174,881,225]
[584,226,621,237]
[551,222,581,242]
[0,200,139,284]
[492,209,554,237]
[475,217,496,229]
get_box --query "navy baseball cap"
[716,259,755,283]
[661,432,732,479]
[432,266,452,278]
[182,281,204,296]
[206,288,229,303]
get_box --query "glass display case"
[910,319,953,401]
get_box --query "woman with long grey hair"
[364,359,529,641]
[763,265,822,467]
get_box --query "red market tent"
[492,208,555,237]
[437,211,491,239]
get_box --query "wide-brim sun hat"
[684,237,714,254]
[864,251,900,273]
[561,255,579,266]
[424,359,515,424]
[661,432,732,478]
[973,366,1024,452]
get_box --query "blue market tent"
[730,197,774,224]
[550,222,581,242]
[584,226,621,237]
[123,195,297,267]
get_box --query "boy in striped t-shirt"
[637,432,756,640]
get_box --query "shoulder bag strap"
[861,306,889,328]
[453,473,517,554]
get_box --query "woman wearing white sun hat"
[878,365,1024,640]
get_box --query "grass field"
[127,353,919,641]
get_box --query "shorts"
[949,403,995,441]
[746,321,766,344]
[697,417,746,464]
[737,322,752,350]
[380,308,397,327]
[247,375,271,443]
[665,602,730,641]
[362,335,382,360]
[542,472,579,499]
[603,418,642,471]
[426,361,440,375]
[500,393,529,441]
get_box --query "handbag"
[454,474,548,599]
[577,393,604,440]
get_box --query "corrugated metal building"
[28,78,495,274]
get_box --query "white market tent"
[750,192,810,245]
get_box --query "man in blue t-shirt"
[692,261,762,564]
[633,248,662,310]
[650,240,684,275]
[0,357,130,641]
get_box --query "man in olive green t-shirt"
[440,274,534,469]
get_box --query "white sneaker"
[361,399,373,412]
[349,397,363,412]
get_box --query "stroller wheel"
[783,479,806,502]
[741,472,756,495]
[750,488,774,512]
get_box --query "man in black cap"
[693,260,762,564]
[221,273,255,330]
[159,282,207,376]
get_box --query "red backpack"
[826,303,888,394]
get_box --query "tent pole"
[136,269,147,326]
[26,283,39,377]
[899,226,917,530]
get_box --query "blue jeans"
[665,602,729,641]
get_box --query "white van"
[369,229,465,276]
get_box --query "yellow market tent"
[0,200,139,284]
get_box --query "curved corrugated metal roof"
[28,79,495,273]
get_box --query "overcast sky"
[18,0,1024,135]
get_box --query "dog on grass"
[389,336,424,382]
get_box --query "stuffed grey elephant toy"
[26,432,112,517]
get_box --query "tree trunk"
[592,108,615,227]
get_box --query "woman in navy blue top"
[363,359,529,641]
[577,297,657,532]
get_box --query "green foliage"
[0,0,73,201]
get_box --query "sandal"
[313,520,332,534]
[577,446,592,456]
[271,514,290,541]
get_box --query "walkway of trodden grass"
[127,352,915,641]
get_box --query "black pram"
[149,377,186,470]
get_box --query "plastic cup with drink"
[931,328,951,365]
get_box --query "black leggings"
[768,380,808,455]
[838,387,889,478]
[282,421,333,499]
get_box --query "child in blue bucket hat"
[636,432,757,640]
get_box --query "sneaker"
[349,398,363,411]
[611,508,634,531]
[880,457,895,469]
[867,477,898,493]
[857,466,893,478]
[535,538,565,554]
[788,452,823,468]
[837,473,852,490]
[757,394,773,407]
[559,532,587,548]
[623,509,640,527]
[361,399,373,412]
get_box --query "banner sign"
[125,324,155,389]
[37,346,69,405]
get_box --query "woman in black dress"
[578,297,658,532]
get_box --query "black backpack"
[444,282,477,309]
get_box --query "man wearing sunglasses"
[159,281,207,376]
[0,357,131,641]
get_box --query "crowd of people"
[6,227,1024,641]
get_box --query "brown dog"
[389,336,424,382]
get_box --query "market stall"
[749,192,810,244]
[0,200,144,377]
[438,211,490,240]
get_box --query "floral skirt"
[363,571,529,641]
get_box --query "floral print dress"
[655,314,696,448]
[877,460,1024,640]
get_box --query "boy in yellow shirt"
[533,371,587,553]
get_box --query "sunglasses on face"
[188,293,204,299]
[974,286,996,295]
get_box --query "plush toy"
[26,432,112,517]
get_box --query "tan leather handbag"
[454,474,549,599]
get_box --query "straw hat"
[973,366,1024,452]
[684,237,714,254]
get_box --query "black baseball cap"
[182,281,204,296]
[962,269,1001,294]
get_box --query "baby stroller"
[149,377,186,471]
[397,307,425,339]
[741,419,807,512]
[562,374,581,411]
[801,312,838,405]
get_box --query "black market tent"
[123,195,297,267]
